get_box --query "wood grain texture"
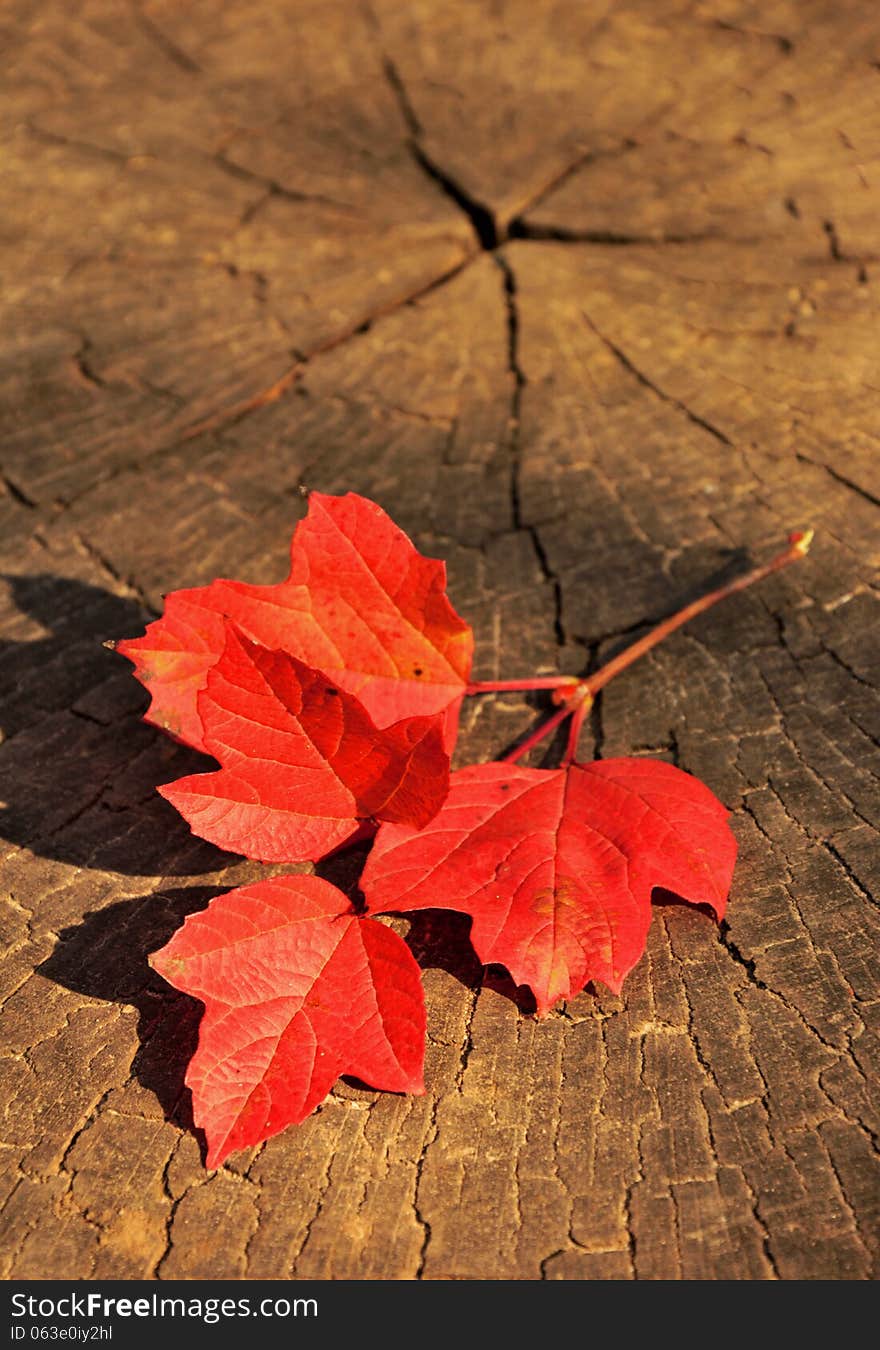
[1,0,877,1280]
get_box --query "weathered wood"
[1,0,878,1280]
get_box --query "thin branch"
[583,530,813,699]
[501,704,573,764]
[467,677,578,694]
[561,692,593,766]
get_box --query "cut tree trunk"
[1,0,878,1280]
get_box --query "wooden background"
[1,0,878,1280]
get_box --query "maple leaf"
[150,875,426,1168]
[361,758,737,1015]
[117,491,473,754]
[160,623,450,863]
[121,512,809,1167]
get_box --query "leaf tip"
[148,946,181,981]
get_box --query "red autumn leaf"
[362,758,737,1015]
[118,491,473,754]
[159,623,449,864]
[122,518,807,1170]
[150,875,426,1168]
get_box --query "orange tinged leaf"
[118,491,473,754]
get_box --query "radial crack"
[794,453,880,510]
[1,474,36,509]
[511,223,720,246]
[130,2,201,74]
[379,52,499,250]
[582,308,733,446]
[494,253,565,647]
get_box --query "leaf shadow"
[37,886,224,1151]
[313,837,375,908]
[318,838,538,1014]
[651,885,719,922]
[497,704,570,769]
[0,572,240,876]
[401,909,538,1015]
[583,544,754,666]
[490,544,754,769]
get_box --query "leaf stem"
[467,677,579,694]
[501,703,573,764]
[483,530,812,767]
[581,529,813,699]
[561,690,593,766]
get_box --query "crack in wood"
[129,1,201,74]
[581,307,734,446]
[794,453,880,511]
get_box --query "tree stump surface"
[1,0,878,1281]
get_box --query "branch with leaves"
[116,492,811,1167]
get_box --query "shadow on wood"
[0,573,239,875]
[37,887,223,1157]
